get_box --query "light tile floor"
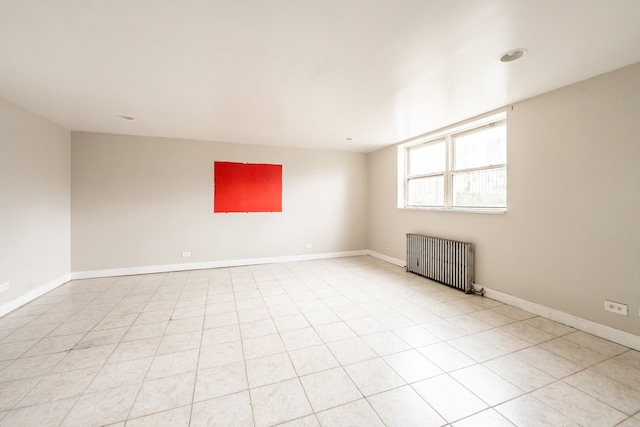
[0,256,639,426]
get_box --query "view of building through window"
[399,113,507,211]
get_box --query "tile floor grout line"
[9,276,149,420]
[185,268,211,427]
[120,272,186,424]
[1,256,640,426]
[227,267,257,427]
[53,274,147,426]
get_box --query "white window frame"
[397,111,507,213]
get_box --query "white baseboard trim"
[70,250,369,280]
[2,251,368,316]
[5,254,637,354]
[0,273,71,317]
[366,250,405,268]
[476,284,640,352]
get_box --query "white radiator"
[406,233,474,293]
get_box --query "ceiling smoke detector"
[500,48,528,62]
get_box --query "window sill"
[399,206,507,214]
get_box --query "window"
[398,112,507,211]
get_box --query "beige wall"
[71,132,368,271]
[0,99,71,306]
[368,63,640,334]
[4,63,639,337]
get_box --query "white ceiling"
[1,1,640,152]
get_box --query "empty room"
[1,1,640,426]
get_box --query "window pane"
[452,167,506,207]
[453,124,506,170]
[408,140,445,176]
[407,175,444,206]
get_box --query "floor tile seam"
[318,399,386,426]
[519,318,576,336]
[591,360,640,392]
[288,341,351,374]
[5,389,81,426]
[443,408,502,427]
[18,310,78,330]
[122,403,193,426]
[365,383,449,424]
[541,340,622,370]
[559,373,640,416]
[617,415,640,426]
[5,259,636,425]
[440,367,528,410]
[415,387,490,426]
[86,283,166,350]
[323,340,379,365]
[0,337,44,361]
[296,366,363,414]
[0,321,69,345]
[478,329,548,355]
[56,376,141,427]
[48,343,119,382]
[531,378,631,421]
[14,368,100,425]
[491,393,561,425]
[10,329,117,376]
[342,357,411,395]
[185,280,212,427]
[481,356,577,393]
[310,320,359,341]
[308,392,364,416]
[507,347,588,381]
[271,413,319,427]
[292,300,328,316]
[356,335,413,360]
[233,300,257,427]
[136,307,179,387]
[3,373,50,412]
[493,322,562,344]
[263,338,316,384]
[444,328,534,356]
[450,339,544,369]
[79,315,155,357]
[382,354,445,384]
[610,350,640,370]
[132,358,196,386]
[561,336,632,360]
[0,343,83,385]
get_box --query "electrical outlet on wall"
[604,300,628,316]
[181,252,191,258]
[0,282,9,293]
[305,243,312,249]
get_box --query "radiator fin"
[406,233,474,293]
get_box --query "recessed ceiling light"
[117,114,135,121]
[499,48,527,63]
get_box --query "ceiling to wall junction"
[1,0,640,152]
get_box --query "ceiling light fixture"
[499,48,527,63]
[117,114,135,121]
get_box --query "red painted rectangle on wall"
[214,162,282,213]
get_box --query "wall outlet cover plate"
[604,300,628,316]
